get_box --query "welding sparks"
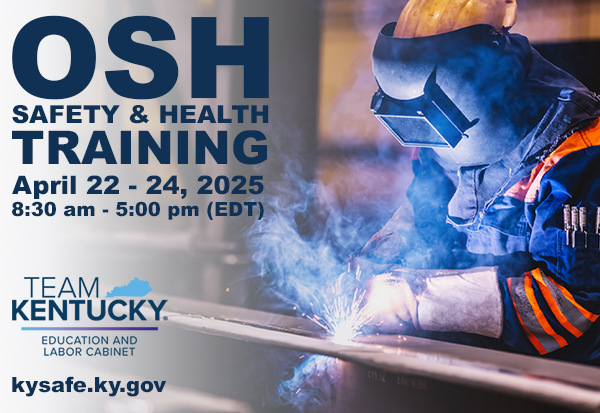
[308,289,372,343]
[305,265,373,344]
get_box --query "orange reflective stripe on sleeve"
[508,274,566,354]
[531,269,584,337]
[508,278,548,354]
[523,274,568,348]
[531,268,598,337]
[547,276,599,323]
[510,269,598,354]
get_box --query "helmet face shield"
[371,69,479,148]
[372,23,529,151]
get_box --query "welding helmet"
[372,23,529,153]
[371,1,537,165]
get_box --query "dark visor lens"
[371,70,479,148]
[375,114,451,147]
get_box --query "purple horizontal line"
[21,327,157,331]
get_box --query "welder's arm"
[416,267,503,337]
[366,266,503,338]
[500,267,599,355]
[498,150,600,356]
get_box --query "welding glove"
[364,272,418,331]
[366,266,503,338]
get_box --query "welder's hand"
[342,255,397,280]
[360,203,414,264]
[360,230,411,264]
[363,272,418,331]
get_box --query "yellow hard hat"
[394,0,518,38]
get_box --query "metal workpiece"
[145,295,600,413]
[564,204,572,246]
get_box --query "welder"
[362,0,600,364]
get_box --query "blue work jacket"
[403,50,600,364]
